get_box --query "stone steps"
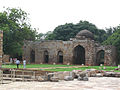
[3,77,35,81]
[3,74,33,78]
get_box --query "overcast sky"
[0,0,120,33]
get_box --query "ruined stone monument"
[23,30,117,66]
[0,30,3,68]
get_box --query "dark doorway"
[73,45,85,64]
[96,50,105,65]
[30,50,35,63]
[44,51,49,63]
[58,51,63,63]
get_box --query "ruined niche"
[57,51,63,64]
[96,50,105,65]
[30,50,35,63]
[44,50,49,63]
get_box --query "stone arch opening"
[57,51,63,64]
[44,50,49,63]
[96,50,105,65]
[30,50,35,63]
[73,45,85,64]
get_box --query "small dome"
[76,30,94,39]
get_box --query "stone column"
[0,30,3,68]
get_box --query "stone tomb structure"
[23,30,117,66]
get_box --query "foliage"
[0,8,36,58]
[36,33,44,40]
[103,26,120,63]
[2,64,75,68]
[45,21,108,43]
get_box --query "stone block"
[64,76,74,81]
[47,73,54,81]
[54,71,70,80]
[77,76,88,81]
[83,77,89,81]
[79,71,88,78]
[37,76,45,82]
[103,72,116,77]
[50,76,59,82]
[95,73,103,77]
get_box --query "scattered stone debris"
[95,73,103,77]
[78,76,88,81]
[1,68,120,83]
[64,76,74,81]
[36,76,45,82]
[50,76,59,82]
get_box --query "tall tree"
[45,20,107,42]
[103,26,120,63]
[0,8,36,59]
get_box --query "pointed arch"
[30,50,35,63]
[73,45,85,64]
[96,50,105,65]
[57,51,63,63]
[44,50,49,63]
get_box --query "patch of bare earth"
[27,66,86,70]
[0,77,120,90]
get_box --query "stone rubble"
[1,77,120,90]
[64,76,74,81]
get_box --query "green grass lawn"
[45,66,118,72]
[2,64,119,72]
[2,64,75,69]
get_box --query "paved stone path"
[0,77,120,90]
[27,65,86,70]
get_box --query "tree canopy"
[103,26,120,63]
[45,21,108,43]
[0,8,36,59]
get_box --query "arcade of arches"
[23,30,117,66]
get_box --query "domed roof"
[76,30,94,39]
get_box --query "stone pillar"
[0,30,3,68]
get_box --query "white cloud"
[0,0,120,33]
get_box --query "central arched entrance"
[96,50,105,65]
[57,51,63,64]
[44,50,49,63]
[73,45,85,64]
[30,50,35,63]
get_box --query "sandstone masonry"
[23,30,117,66]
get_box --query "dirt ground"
[0,77,120,90]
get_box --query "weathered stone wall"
[2,54,10,63]
[95,45,117,66]
[104,45,117,66]
[23,30,117,66]
[23,38,97,65]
